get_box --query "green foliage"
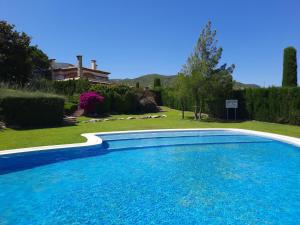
[113,73,258,90]
[89,84,156,114]
[135,82,140,88]
[151,90,162,106]
[0,21,50,84]
[180,21,234,119]
[29,46,51,79]
[53,79,91,96]
[25,78,54,92]
[115,91,137,114]
[206,70,233,118]
[282,47,297,87]
[112,74,176,88]
[64,101,78,116]
[139,96,158,113]
[162,87,193,112]
[0,89,64,127]
[0,21,32,84]
[233,87,300,125]
[154,78,161,88]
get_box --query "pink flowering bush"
[79,91,104,115]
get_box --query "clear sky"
[0,0,299,86]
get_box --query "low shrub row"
[89,85,158,114]
[24,78,91,96]
[0,89,65,127]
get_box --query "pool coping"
[1,128,300,155]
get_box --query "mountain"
[111,74,176,88]
[233,81,260,89]
[111,74,260,89]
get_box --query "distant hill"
[111,74,176,88]
[233,81,260,90]
[112,74,259,89]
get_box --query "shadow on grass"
[185,115,247,123]
[4,122,78,131]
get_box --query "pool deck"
[1,128,300,155]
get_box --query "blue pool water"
[0,130,300,224]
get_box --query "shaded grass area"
[0,107,300,150]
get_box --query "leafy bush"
[162,88,193,111]
[0,89,64,127]
[232,87,300,125]
[139,96,158,113]
[90,84,157,114]
[53,79,91,96]
[64,101,78,115]
[79,91,104,115]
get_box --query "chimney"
[91,60,97,70]
[49,59,56,79]
[49,58,56,66]
[76,55,83,77]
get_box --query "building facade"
[51,55,110,84]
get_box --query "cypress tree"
[154,78,161,88]
[282,47,298,87]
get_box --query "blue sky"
[0,0,299,86]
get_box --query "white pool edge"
[1,128,300,155]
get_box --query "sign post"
[225,100,238,120]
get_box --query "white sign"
[226,100,238,109]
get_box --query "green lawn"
[0,106,300,150]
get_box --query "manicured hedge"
[233,87,300,125]
[89,85,157,114]
[0,90,64,127]
[162,86,300,125]
[53,79,91,96]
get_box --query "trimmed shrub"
[90,84,157,114]
[139,96,158,113]
[282,47,297,87]
[154,78,161,88]
[0,90,64,127]
[53,79,91,96]
[151,90,162,106]
[79,92,104,115]
[232,87,300,125]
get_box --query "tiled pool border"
[1,128,300,155]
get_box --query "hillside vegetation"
[112,74,259,89]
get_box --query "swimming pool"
[1,129,300,224]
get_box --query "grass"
[0,106,300,150]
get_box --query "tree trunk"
[194,95,200,120]
[194,106,198,120]
[181,102,185,119]
[199,104,202,120]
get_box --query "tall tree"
[181,21,234,119]
[135,82,140,89]
[0,20,50,85]
[29,46,51,79]
[0,21,31,84]
[154,78,161,88]
[175,73,189,119]
[282,47,297,87]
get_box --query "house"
[50,55,110,84]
